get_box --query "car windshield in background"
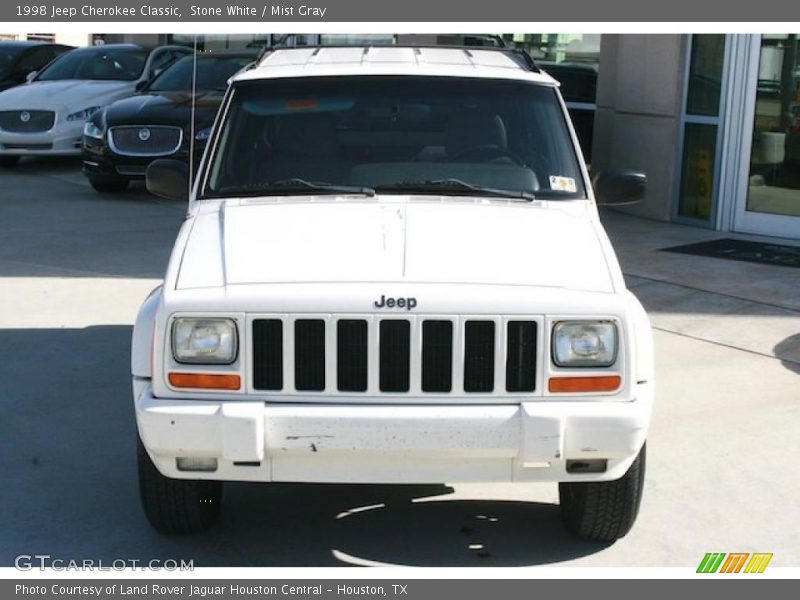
[36,48,147,81]
[202,76,586,200]
[147,56,253,92]
[0,46,26,77]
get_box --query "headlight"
[66,106,102,122]
[553,321,617,367]
[83,121,104,139]
[172,318,238,364]
[194,127,212,141]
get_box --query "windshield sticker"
[549,176,577,193]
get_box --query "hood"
[103,90,224,127]
[0,79,136,113]
[176,199,614,294]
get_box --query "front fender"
[625,290,655,385]
[131,285,163,378]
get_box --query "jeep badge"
[374,295,417,310]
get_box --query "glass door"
[674,35,727,226]
[734,34,800,238]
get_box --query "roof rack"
[250,44,540,73]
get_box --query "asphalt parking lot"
[1,157,798,568]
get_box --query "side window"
[49,46,69,61]
[16,48,50,72]
[147,49,188,79]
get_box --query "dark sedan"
[81,49,258,193]
[0,41,73,93]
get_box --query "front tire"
[137,437,222,534]
[0,155,20,167]
[88,176,129,193]
[559,443,646,541]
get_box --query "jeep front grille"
[379,320,411,392]
[506,321,538,392]
[294,319,326,391]
[337,320,368,392]
[251,316,539,397]
[421,320,453,392]
[463,321,496,392]
[252,319,282,390]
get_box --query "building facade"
[593,34,799,240]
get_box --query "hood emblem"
[19,111,30,123]
[374,295,417,311]
[138,128,151,142]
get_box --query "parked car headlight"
[553,321,617,367]
[83,121,105,139]
[66,106,102,122]
[172,318,238,364]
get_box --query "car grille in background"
[0,110,55,133]
[251,317,538,396]
[115,165,148,176]
[108,126,182,156]
[1,143,53,150]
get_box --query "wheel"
[559,443,646,541]
[0,155,20,167]
[88,176,129,193]
[137,436,222,534]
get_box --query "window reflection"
[746,34,800,218]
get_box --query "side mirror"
[25,71,37,83]
[592,168,647,205]
[146,159,190,201]
[135,79,148,92]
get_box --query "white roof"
[233,46,559,85]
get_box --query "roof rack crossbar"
[251,44,540,73]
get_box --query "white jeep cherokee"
[133,46,654,541]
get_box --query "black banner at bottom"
[3,579,793,600]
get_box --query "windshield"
[202,76,586,200]
[0,46,26,77]
[147,55,253,92]
[36,47,147,82]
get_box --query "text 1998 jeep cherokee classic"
[134,46,653,541]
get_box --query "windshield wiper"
[375,179,535,201]
[217,178,376,197]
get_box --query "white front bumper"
[134,379,653,484]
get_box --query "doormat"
[661,238,800,269]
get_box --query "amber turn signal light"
[548,375,621,393]
[168,372,241,390]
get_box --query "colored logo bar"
[697,553,773,573]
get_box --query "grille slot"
[294,319,325,391]
[379,320,411,392]
[337,319,368,392]
[506,321,537,392]
[252,319,283,390]
[0,110,55,133]
[251,316,538,397]
[463,321,495,392]
[108,126,182,156]
[421,320,453,392]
